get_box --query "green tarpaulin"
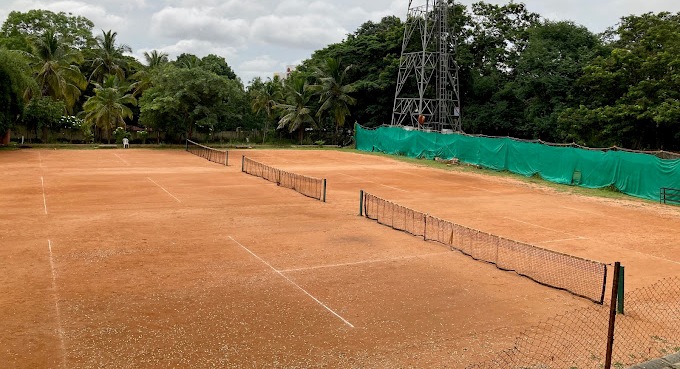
[355,124,680,201]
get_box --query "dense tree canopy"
[1,4,680,150]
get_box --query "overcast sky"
[2,0,680,83]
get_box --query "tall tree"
[310,57,356,142]
[0,49,37,142]
[80,75,136,143]
[200,54,237,80]
[250,76,283,143]
[130,50,168,97]
[0,10,94,52]
[559,12,680,150]
[87,29,132,83]
[25,30,87,114]
[275,74,316,143]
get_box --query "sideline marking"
[47,240,67,368]
[41,176,48,215]
[279,252,450,273]
[113,153,129,165]
[147,177,181,203]
[228,236,354,328]
[504,217,585,239]
[339,173,409,192]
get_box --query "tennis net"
[186,139,228,166]
[361,191,608,304]
[242,156,327,202]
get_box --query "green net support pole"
[617,265,625,314]
[359,190,364,216]
[322,179,327,202]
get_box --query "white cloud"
[150,7,249,45]
[250,14,347,49]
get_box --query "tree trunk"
[1,129,10,145]
[298,128,303,144]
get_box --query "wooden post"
[605,262,621,369]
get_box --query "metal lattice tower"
[391,0,461,132]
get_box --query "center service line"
[41,176,48,215]
[47,240,67,368]
[228,236,355,328]
[147,177,182,203]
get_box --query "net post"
[225,150,228,166]
[185,139,188,151]
[359,190,364,216]
[605,262,621,369]
[322,179,327,202]
[617,265,625,314]
[241,155,245,172]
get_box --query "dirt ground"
[1,148,678,368]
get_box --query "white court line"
[38,151,43,168]
[228,236,354,328]
[560,206,622,220]
[41,176,48,215]
[113,153,129,165]
[47,240,67,368]
[394,171,501,194]
[503,217,585,239]
[339,173,409,192]
[279,251,451,273]
[147,177,181,203]
[534,237,586,245]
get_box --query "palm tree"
[89,30,132,83]
[80,75,136,143]
[310,57,356,143]
[25,30,88,114]
[275,75,316,144]
[130,50,168,97]
[144,50,169,69]
[251,76,283,143]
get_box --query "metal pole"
[225,150,228,166]
[605,262,621,369]
[241,155,245,172]
[617,266,625,314]
[322,179,327,202]
[185,139,188,151]
[359,190,364,216]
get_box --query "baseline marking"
[41,176,48,215]
[279,252,450,273]
[47,240,67,368]
[147,177,181,203]
[113,153,129,166]
[228,236,354,328]
[504,217,585,239]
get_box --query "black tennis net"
[242,156,327,202]
[186,139,228,166]
[361,191,608,304]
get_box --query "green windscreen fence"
[355,124,680,201]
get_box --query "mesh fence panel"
[468,277,680,369]
[242,156,326,201]
[361,191,607,304]
[186,139,228,165]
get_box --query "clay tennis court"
[1,148,678,368]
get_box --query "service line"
[47,240,67,368]
[147,177,181,203]
[228,236,354,328]
[113,153,130,166]
[339,173,409,192]
[41,176,48,215]
[279,251,450,273]
[503,217,585,239]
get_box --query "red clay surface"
[1,148,678,368]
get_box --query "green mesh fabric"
[356,124,680,201]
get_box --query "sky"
[2,0,680,84]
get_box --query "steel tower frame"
[391,0,461,132]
